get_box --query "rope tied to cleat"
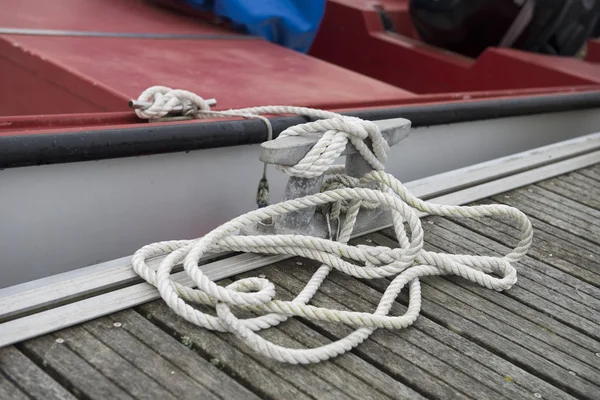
[131,86,533,364]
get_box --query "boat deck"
[1,165,600,400]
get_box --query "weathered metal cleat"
[245,118,411,238]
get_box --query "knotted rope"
[132,87,533,364]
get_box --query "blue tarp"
[175,0,326,53]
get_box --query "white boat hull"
[2,108,600,287]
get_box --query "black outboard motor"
[409,0,600,58]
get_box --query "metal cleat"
[245,118,411,238]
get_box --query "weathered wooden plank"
[207,279,395,400]
[494,190,599,237]
[253,329,393,400]
[217,278,402,400]
[426,221,600,334]
[515,214,600,259]
[512,185,600,228]
[577,168,600,183]
[443,209,600,286]
[488,193,600,261]
[359,234,600,399]
[221,275,426,400]
[418,281,600,391]
[267,312,424,400]
[432,273,600,370]
[421,217,600,329]
[184,306,361,400]
[452,269,600,344]
[0,371,28,400]
[475,195,600,269]
[536,176,600,209]
[374,230,600,362]
[423,285,600,397]
[400,284,599,399]
[204,279,389,399]
[20,334,133,400]
[55,326,178,400]
[417,220,600,329]
[557,173,600,197]
[321,271,577,400]
[259,268,477,400]
[107,310,261,400]
[531,181,600,218]
[539,178,600,210]
[138,301,321,400]
[421,215,600,313]
[0,346,76,400]
[491,195,598,248]
[506,187,600,247]
[564,171,600,189]
[83,317,226,400]
[267,259,575,400]
[449,203,600,282]
[412,214,600,298]
[257,262,510,400]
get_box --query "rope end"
[256,176,270,209]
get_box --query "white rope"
[132,87,533,364]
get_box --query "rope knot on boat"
[131,91,533,364]
[275,116,388,178]
[133,86,214,120]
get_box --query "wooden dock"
[1,165,599,400]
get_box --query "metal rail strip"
[0,27,259,40]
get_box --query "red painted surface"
[0,56,105,116]
[1,34,415,116]
[0,0,235,35]
[3,84,600,136]
[3,0,600,135]
[0,0,415,117]
[310,0,600,94]
[586,40,600,63]
[0,38,127,116]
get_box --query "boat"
[1,2,599,398]
[2,0,600,288]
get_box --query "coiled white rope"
[132,87,533,364]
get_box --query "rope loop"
[277,116,387,177]
[134,86,212,120]
[132,88,533,364]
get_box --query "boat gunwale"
[2,90,600,169]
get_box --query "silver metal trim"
[0,27,260,40]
